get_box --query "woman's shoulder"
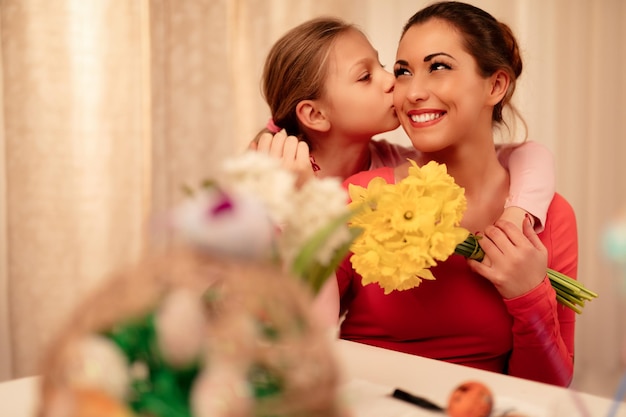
[543,193,578,277]
[543,193,578,246]
[548,193,576,219]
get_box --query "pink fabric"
[497,142,555,232]
[266,118,281,133]
[337,167,576,387]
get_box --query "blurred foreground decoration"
[603,208,626,296]
[603,209,626,268]
[36,151,355,417]
[601,208,626,416]
[36,249,347,417]
[177,151,358,295]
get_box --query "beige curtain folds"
[0,6,9,380]
[149,0,236,238]
[1,0,152,376]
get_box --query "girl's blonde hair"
[256,17,356,147]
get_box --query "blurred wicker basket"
[36,248,345,417]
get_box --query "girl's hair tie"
[266,118,282,134]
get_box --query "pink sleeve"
[503,195,577,387]
[497,141,555,232]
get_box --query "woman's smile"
[407,109,446,126]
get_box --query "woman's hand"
[468,216,547,299]
[250,131,315,187]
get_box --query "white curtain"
[0,0,153,378]
[0,0,624,399]
[0,14,9,379]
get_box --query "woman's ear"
[487,69,510,105]
[296,100,331,133]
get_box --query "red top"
[337,167,577,386]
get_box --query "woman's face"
[393,19,495,153]
[320,28,400,141]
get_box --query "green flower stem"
[548,273,582,295]
[556,295,582,315]
[455,234,598,314]
[292,208,363,294]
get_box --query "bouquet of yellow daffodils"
[347,159,598,313]
[347,160,468,293]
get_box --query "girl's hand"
[251,131,315,187]
[497,206,535,230]
[311,274,341,329]
[468,216,547,299]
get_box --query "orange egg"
[446,380,493,417]
[72,388,135,417]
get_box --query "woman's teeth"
[410,113,442,123]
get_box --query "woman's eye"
[358,73,372,82]
[394,67,410,78]
[429,62,451,72]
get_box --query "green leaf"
[291,207,363,294]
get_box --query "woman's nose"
[406,76,428,102]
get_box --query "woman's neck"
[411,142,510,232]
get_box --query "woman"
[337,1,577,387]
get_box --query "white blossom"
[173,187,275,259]
[220,151,296,225]
[280,177,352,266]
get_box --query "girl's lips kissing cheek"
[407,110,445,127]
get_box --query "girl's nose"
[383,69,395,93]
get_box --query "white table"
[0,375,39,417]
[334,339,626,417]
[1,340,624,417]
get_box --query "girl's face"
[393,19,496,153]
[321,28,399,141]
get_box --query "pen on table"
[391,388,445,412]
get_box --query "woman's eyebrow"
[424,52,455,61]
[394,52,456,66]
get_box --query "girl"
[251,17,555,232]
[337,2,577,387]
